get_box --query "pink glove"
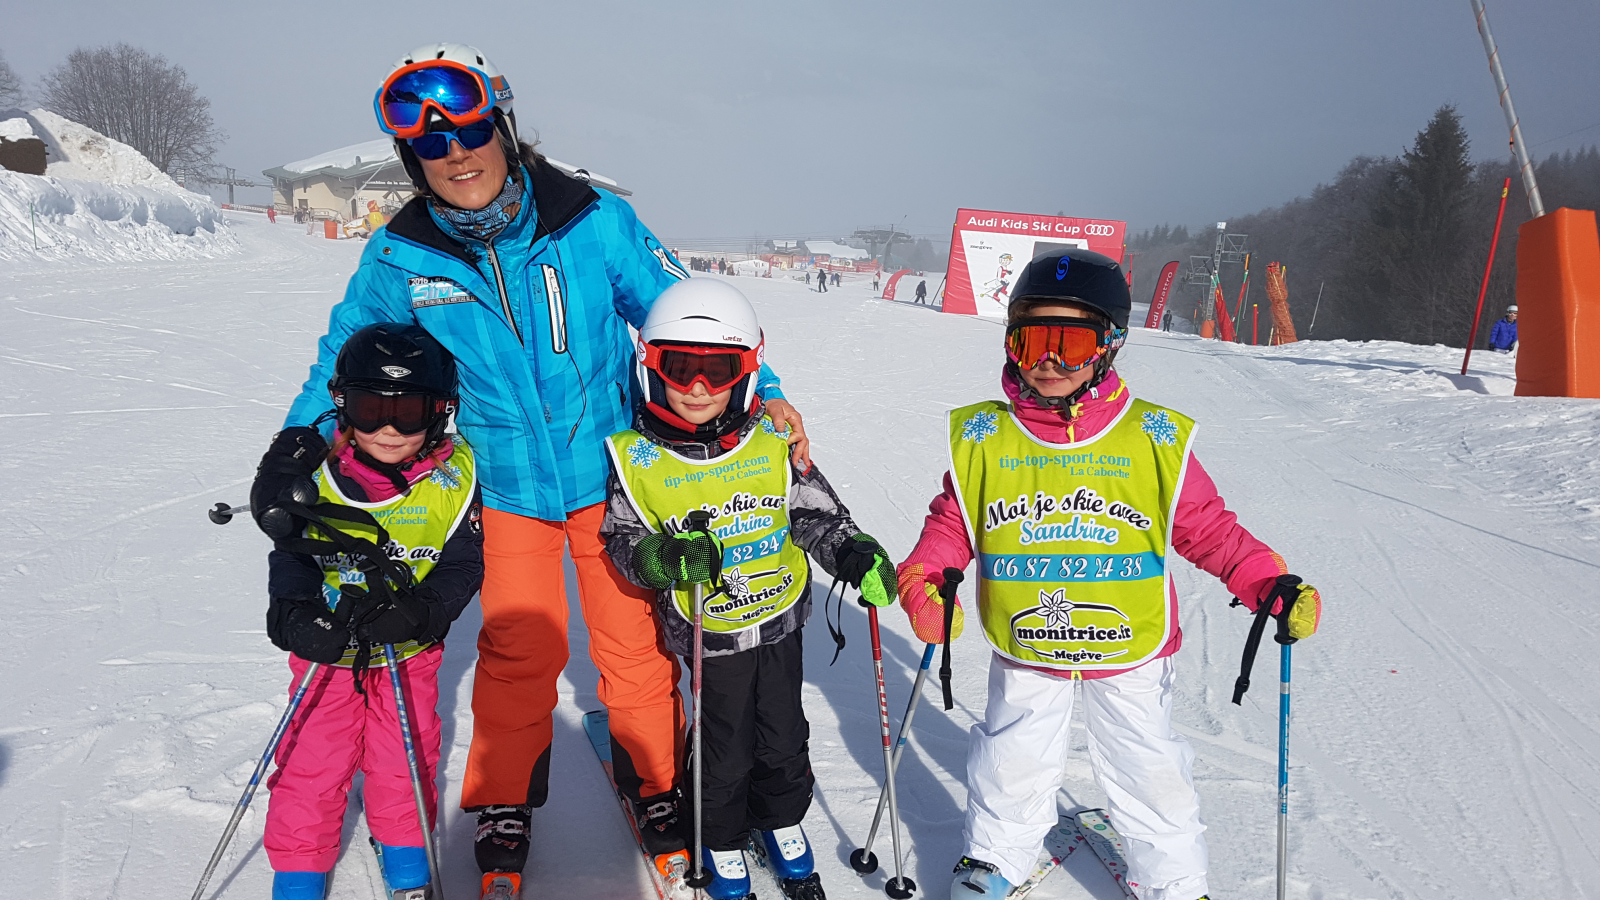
[897,562,964,643]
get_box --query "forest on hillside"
[1126,106,1600,347]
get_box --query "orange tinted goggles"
[1004,318,1124,371]
[640,341,761,393]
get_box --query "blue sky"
[6,0,1597,242]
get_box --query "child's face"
[353,425,427,464]
[1016,304,1102,399]
[664,380,733,425]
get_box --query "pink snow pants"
[263,645,443,873]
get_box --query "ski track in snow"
[1,214,1597,899]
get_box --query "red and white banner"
[882,269,913,300]
[942,208,1126,317]
[1143,261,1180,329]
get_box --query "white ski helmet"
[384,42,515,125]
[636,279,765,421]
[380,43,519,188]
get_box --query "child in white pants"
[895,248,1321,900]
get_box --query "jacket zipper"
[483,241,521,346]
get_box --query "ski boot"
[631,789,686,856]
[757,826,825,899]
[951,857,1011,898]
[479,872,522,900]
[474,804,532,885]
[370,839,430,899]
[271,871,328,900]
[699,846,755,900]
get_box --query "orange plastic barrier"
[1514,208,1600,398]
[324,219,338,240]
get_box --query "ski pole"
[189,662,321,900]
[937,568,964,710]
[864,602,916,900]
[850,643,932,876]
[683,510,716,891]
[208,502,251,524]
[854,568,962,874]
[1272,577,1301,900]
[382,643,447,900]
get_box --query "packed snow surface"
[2,214,1598,899]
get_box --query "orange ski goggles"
[1004,317,1126,371]
[375,60,501,139]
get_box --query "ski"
[478,871,521,900]
[1006,814,1083,900]
[1071,809,1138,899]
[582,710,697,900]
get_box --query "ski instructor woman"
[248,43,809,894]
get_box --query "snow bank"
[25,108,182,189]
[0,116,36,141]
[0,111,235,262]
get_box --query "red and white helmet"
[636,279,765,427]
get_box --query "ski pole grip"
[938,567,964,711]
[1272,574,1303,646]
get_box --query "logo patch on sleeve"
[409,277,477,308]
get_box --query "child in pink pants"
[258,323,483,899]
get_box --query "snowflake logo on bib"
[961,411,1000,443]
[761,417,788,437]
[1140,410,1178,446]
[428,460,463,489]
[627,437,662,469]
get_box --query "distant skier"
[267,205,277,223]
[1490,304,1518,352]
[601,280,896,900]
[259,324,483,900]
[1163,310,1173,332]
[896,248,1323,900]
[817,268,828,292]
[872,271,880,292]
[914,279,927,305]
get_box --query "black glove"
[633,531,723,590]
[251,426,329,540]
[834,533,897,607]
[351,584,451,646]
[266,593,354,664]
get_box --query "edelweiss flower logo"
[627,437,662,469]
[1140,410,1179,446]
[961,411,999,443]
[1034,588,1128,628]
[721,568,751,598]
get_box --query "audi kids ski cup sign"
[943,208,1127,318]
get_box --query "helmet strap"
[1010,353,1117,416]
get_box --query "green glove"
[1286,582,1321,640]
[835,533,897,607]
[634,531,724,589]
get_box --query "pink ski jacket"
[898,368,1288,679]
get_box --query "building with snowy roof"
[801,240,871,260]
[264,139,632,221]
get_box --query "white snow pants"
[963,653,1209,900]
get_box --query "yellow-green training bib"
[607,419,808,635]
[948,397,1196,671]
[310,436,478,668]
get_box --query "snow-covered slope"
[0,223,1596,899]
[0,110,235,263]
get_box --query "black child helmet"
[1007,247,1132,328]
[328,323,459,457]
[1006,248,1131,407]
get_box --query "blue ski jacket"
[1489,317,1517,350]
[285,159,784,520]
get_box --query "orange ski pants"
[461,503,684,809]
